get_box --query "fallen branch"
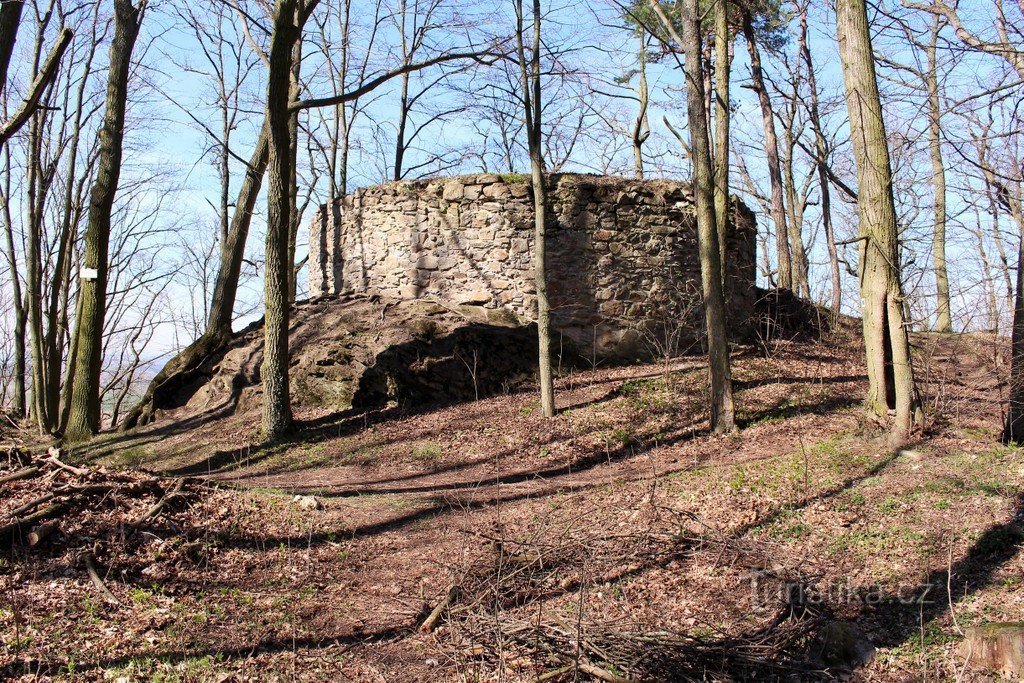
[44,448,89,476]
[0,465,40,485]
[420,585,458,633]
[0,502,68,545]
[81,552,120,606]
[577,661,635,683]
[8,491,55,518]
[131,478,186,527]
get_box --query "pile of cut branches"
[1,445,203,603]
[425,505,830,681]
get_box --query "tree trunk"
[517,0,555,418]
[713,1,731,273]
[1,158,25,418]
[742,12,791,292]
[800,5,841,315]
[0,0,23,98]
[835,0,921,441]
[286,33,302,303]
[997,189,1024,442]
[64,0,143,442]
[1007,230,1024,442]
[632,30,649,180]
[926,17,951,333]
[651,0,735,433]
[261,0,301,441]
[120,122,271,430]
[782,97,809,297]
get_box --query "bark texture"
[64,0,143,441]
[261,0,301,440]
[517,0,555,417]
[836,0,922,440]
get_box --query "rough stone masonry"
[309,173,757,358]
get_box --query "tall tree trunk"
[632,30,649,180]
[64,0,143,441]
[1007,228,1024,442]
[287,34,302,303]
[651,0,735,433]
[517,0,555,418]
[262,0,301,441]
[26,107,48,431]
[781,79,809,298]
[926,17,951,333]
[800,4,841,315]
[1,163,25,417]
[713,0,730,273]
[742,12,791,292]
[997,187,1024,442]
[394,69,410,181]
[120,122,271,430]
[835,0,921,441]
[211,124,270,340]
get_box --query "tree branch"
[0,26,73,146]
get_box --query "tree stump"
[962,623,1024,678]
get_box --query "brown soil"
[2,328,1022,682]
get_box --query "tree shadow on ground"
[864,490,1024,650]
[2,623,412,679]
[204,391,861,553]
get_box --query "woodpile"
[1,445,202,604]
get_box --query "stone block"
[308,174,758,361]
[483,183,510,198]
[456,290,493,305]
[442,182,464,200]
[509,183,530,198]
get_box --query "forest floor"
[2,326,1023,682]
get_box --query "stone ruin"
[309,173,758,358]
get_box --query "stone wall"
[309,173,757,358]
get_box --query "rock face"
[309,173,757,358]
[158,296,573,418]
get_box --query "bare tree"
[650,0,735,433]
[799,0,842,314]
[515,0,555,418]
[65,0,146,441]
[741,9,791,292]
[901,0,1024,440]
[836,0,922,440]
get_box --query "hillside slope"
[2,329,1021,681]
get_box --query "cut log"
[27,520,58,546]
[0,502,67,545]
[962,623,1024,677]
[0,465,41,486]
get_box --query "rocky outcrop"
[310,173,757,358]
[153,296,574,420]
